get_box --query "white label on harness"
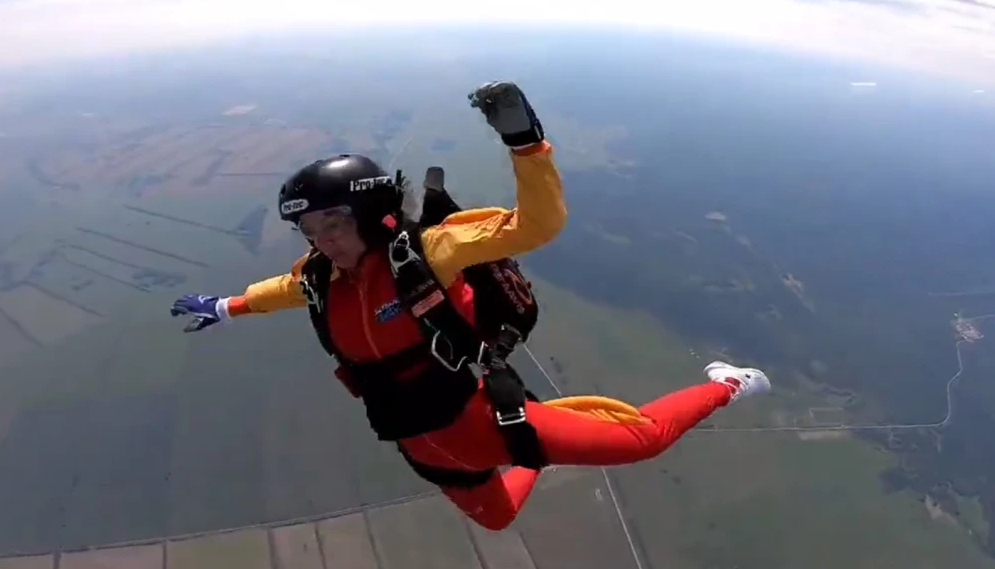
[280,198,309,216]
[350,176,392,192]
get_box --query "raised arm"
[421,80,565,286]
[422,140,566,286]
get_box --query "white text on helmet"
[350,176,392,192]
[281,198,310,215]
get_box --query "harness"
[387,220,548,480]
[298,193,549,489]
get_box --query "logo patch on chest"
[374,298,403,323]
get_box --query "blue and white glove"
[468,81,545,149]
[170,294,232,333]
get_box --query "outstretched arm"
[170,253,309,332]
[227,252,310,315]
[422,140,566,286]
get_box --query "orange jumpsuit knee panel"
[527,381,732,465]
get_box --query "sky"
[0,0,993,86]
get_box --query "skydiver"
[170,80,772,531]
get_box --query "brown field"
[104,128,198,179]
[367,495,482,569]
[0,470,639,569]
[37,126,170,183]
[467,521,537,569]
[145,135,227,176]
[23,266,145,323]
[212,127,273,160]
[0,555,51,569]
[166,528,269,569]
[196,125,265,153]
[26,125,333,200]
[220,128,328,174]
[146,155,224,197]
[61,544,161,569]
[271,523,322,569]
[515,469,641,569]
[316,513,380,569]
[46,153,99,183]
[122,130,208,175]
[0,285,103,346]
[55,248,157,289]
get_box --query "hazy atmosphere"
[0,0,994,568]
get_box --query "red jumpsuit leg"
[535,381,732,465]
[401,381,733,530]
[440,467,539,531]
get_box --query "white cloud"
[0,0,993,86]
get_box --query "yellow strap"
[542,395,650,426]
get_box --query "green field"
[0,51,992,567]
[520,273,994,569]
[0,160,989,566]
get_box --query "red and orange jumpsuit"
[221,140,735,530]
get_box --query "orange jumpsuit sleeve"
[421,141,566,287]
[226,252,310,316]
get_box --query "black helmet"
[278,153,404,243]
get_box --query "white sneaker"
[704,360,771,402]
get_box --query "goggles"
[296,205,355,241]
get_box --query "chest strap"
[388,226,549,472]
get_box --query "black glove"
[468,81,545,149]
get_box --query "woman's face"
[298,206,367,269]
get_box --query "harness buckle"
[429,330,467,372]
[388,230,421,274]
[496,406,527,426]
